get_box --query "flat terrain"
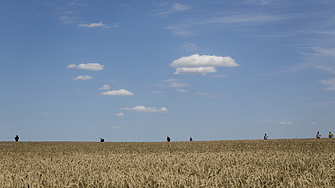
[1,139,334,187]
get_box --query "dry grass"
[1,139,334,187]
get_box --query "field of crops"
[1,139,334,187]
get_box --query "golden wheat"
[0,139,334,187]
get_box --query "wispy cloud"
[121,106,168,113]
[153,3,190,16]
[110,126,120,129]
[195,92,227,98]
[73,75,93,80]
[165,26,194,37]
[176,89,188,92]
[101,89,134,96]
[151,91,165,94]
[78,22,110,28]
[169,82,189,88]
[201,13,304,25]
[180,43,199,51]
[55,3,87,24]
[69,2,89,7]
[320,78,335,91]
[279,121,293,125]
[174,67,217,75]
[162,78,180,83]
[67,63,104,71]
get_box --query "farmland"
[1,139,334,187]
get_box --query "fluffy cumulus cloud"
[171,54,239,75]
[101,89,134,96]
[73,75,93,80]
[121,106,168,113]
[67,63,104,71]
[114,113,124,117]
[78,22,110,28]
[99,84,110,90]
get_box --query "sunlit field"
[1,139,334,187]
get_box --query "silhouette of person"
[264,133,268,140]
[14,135,19,142]
[100,138,105,142]
[316,131,321,139]
[190,137,193,141]
[329,132,333,138]
[167,136,171,142]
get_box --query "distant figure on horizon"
[167,136,171,142]
[329,132,333,138]
[316,131,321,139]
[100,138,105,142]
[264,133,268,140]
[14,135,19,142]
[190,137,193,141]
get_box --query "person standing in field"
[316,131,321,139]
[190,137,193,141]
[14,135,19,142]
[328,132,333,138]
[264,133,268,140]
[167,136,171,142]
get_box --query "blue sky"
[1,0,335,141]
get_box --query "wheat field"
[0,139,334,187]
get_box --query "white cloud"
[67,63,104,71]
[177,89,188,92]
[154,3,190,16]
[151,91,165,94]
[202,14,304,25]
[162,78,180,82]
[110,126,120,129]
[66,64,76,68]
[113,23,121,27]
[99,84,110,90]
[195,92,227,98]
[171,54,239,68]
[78,63,104,70]
[101,89,134,96]
[174,67,217,75]
[78,22,110,28]
[181,43,199,51]
[279,121,293,125]
[171,54,239,76]
[73,75,93,80]
[121,106,168,113]
[69,2,89,7]
[169,82,189,88]
[114,113,124,117]
[165,26,194,36]
[172,3,190,12]
[321,78,335,91]
[289,47,335,75]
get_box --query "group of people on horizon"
[13,132,334,142]
[263,131,334,140]
[315,131,334,138]
[317,131,334,139]
[166,136,193,142]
